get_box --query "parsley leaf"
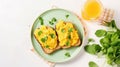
[95,29,106,37]
[84,44,101,55]
[38,17,44,25]
[38,31,42,36]
[67,34,71,39]
[45,45,49,48]
[68,28,73,33]
[49,34,55,38]
[65,14,69,18]
[89,61,98,67]
[41,36,48,43]
[65,52,71,57]
[61,28,65,33]
[66,40,70,46]
[49,17,57,25]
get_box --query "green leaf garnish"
[88,38,95,43]
[111,33,119,42]
[115,56,120,64]
[66,40,70,46]
[65,14,69,18]
[38,17,44,25]
[38,31,42,36]
[49,21,54,25]
[84,44,101,55]
[95,29,106,37]
[49,34,55,38]
[41,36,48,43]
[52,17,57,22]
[49,17,57,25]
[41,38,46,43]
[65,52,71,57]
[89,61,98,67]
[67,34,71,39]
[61,28,65,33]
[45,45,49,48]
[68,28,73,33]
[100,37,111,48]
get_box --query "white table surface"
[0,0,120,67]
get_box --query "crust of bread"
[34,26,61,54]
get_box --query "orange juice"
[82,0,103,20]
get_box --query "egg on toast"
[56,20,81,48]
[34,25,60,54]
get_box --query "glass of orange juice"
[81,0,103,20]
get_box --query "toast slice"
[56,20,81,49]
[34,25,60,54]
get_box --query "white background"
[0,0,120,67]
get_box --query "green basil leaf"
[84,44,101,55]
[111,33,119,41]
[89,61,98,67]
[95,29,106,37]
[88,38,95,43]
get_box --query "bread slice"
[34,25,60,54]
[56,20,81,49]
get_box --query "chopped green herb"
[65,52,71,57]
[38,17,44,25]
[49,17,57,25]
[95,29,106,37]
[49,21,54,25]
[38,31,42,36]
[44,36,48,40]
[49,34,55,38]
[68,28,73,33]
[88,38,95,43]
[66,40,70,46]
[67,34,71,39]
[65,14,69,18]
[41,38,46,43]
[61,28,65,33]
[45,45,49,48]
[41,36,48,43]
[89,61,98,67]
[52,17,57,22]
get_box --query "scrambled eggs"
[34,25,57,50]
[56,20,80,47]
